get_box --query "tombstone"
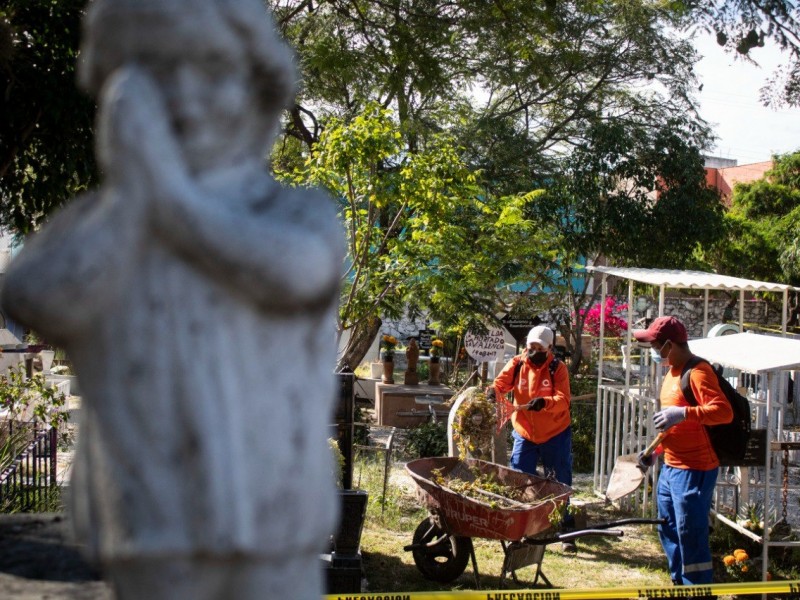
[418,328,434,355]
[0,1,344,598]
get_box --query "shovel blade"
[605,454,646,501]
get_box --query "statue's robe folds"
[2,180,343,563]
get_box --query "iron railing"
[0,426,58,512]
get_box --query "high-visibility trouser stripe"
[683,560,714,573]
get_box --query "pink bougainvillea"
[578,297,629,337]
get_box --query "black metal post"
[336,368,355,490]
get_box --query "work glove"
[637,451,654,472]
[525,397,545,411]
[486,387,496,403]
[653,406,686,431]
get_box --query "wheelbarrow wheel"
[411,518,471,582]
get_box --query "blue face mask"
[649,347,663,364]
[650,341,670,364]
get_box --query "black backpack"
[679,356,751,466]
[512,354,560,385]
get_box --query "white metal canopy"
[688,332,800,373]
[586,266,798,293]
[585,265,799,338]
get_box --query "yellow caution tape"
[325,579,800,600]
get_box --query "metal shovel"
[605,432,667,501]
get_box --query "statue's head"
[79,0,297,172]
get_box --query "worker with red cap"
[633,316,732,591]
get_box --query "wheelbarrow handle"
[524,528,624,546]
[558,528,623,543]
[523,518,666,545]
[585,518,666,530]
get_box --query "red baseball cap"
[633,316,687,344]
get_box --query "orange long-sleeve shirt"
[493,352,571,444]
[659,359,733,470]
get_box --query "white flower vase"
[40,349,56,373]
[370,362,383,379]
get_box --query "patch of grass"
[352,454,428,533]
[0,484,64,513]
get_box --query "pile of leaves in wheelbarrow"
[429,464,563,518]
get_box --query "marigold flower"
[723,555,736,566]
[741,565,749,573]
[733,549,749,561]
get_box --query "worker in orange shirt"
[491,325,575,551]
[633,316,732,589]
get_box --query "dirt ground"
[0,513,111,600]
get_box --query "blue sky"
[693,31,800,165]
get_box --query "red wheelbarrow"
[403,457,662,588]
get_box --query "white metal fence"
[593,384,659,513]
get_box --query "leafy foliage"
[0,365,69,432]
[696,150,800,285]
[534,119,724,371]
[2,0,734,377]
[405,420,448,459]
[278,105,558,368]
[0,1,97,234]
[570,400,596,474]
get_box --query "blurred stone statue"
[404,338,419,385]
[0,0,344,598]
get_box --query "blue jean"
[657,465,718,585]
[510,427,574,529]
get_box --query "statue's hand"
[96,66,186,194]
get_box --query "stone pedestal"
[428,361,441,385]
[374,382,453,427]
[381,360,394,384]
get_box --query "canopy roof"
[688,332,800,373]
[586,266,798,293]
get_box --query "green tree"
[278,105,559,369]
[269,0,715,368]
[697,150,800,285]
[534,119,725,370]
[270,0,707,174]
[0,1,96,234]
[2,0,723,370]
[2,0,710,238]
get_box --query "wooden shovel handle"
[642,431,667,458]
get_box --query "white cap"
[526,325,554,348]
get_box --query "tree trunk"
[338,317,382,371]
[569,333,584,375]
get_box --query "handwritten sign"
[501,315,541,344]
[418,329,435,351]
[464,328,506,363]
